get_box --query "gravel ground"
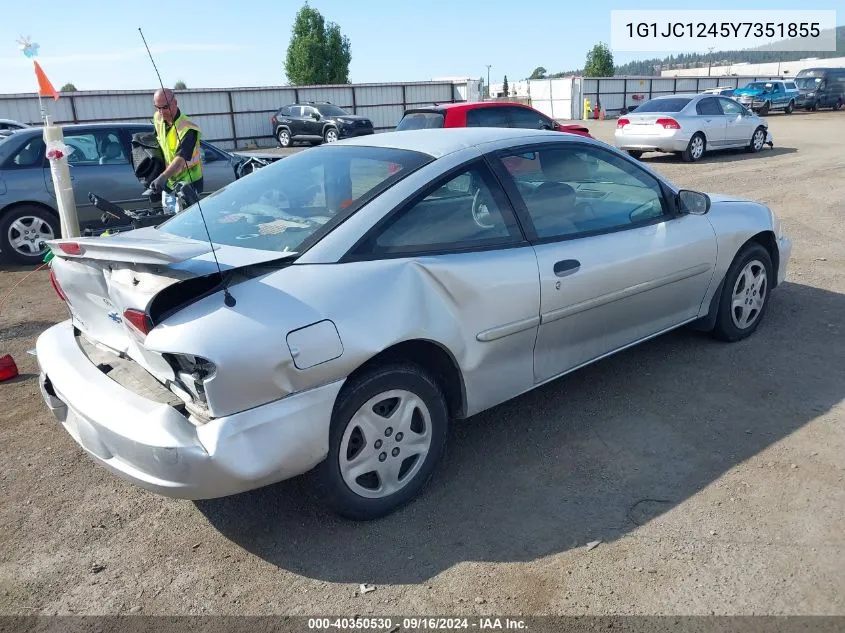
[0,111,843,618]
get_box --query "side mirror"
[678,190,711,215]
[312,112,321,120]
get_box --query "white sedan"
[37,127,792,520]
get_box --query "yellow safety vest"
[153,110,202,188]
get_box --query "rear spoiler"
[45,236,216,266]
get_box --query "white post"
[42,116,80,238]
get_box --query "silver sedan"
[614,93,773,162]
[37,127,792,520]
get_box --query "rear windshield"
[158,145,432,254]
[633,98,692,113]
[396,112,444,131]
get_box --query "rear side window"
[466,107,510,127]
[696,98,722,116]
[4,137,45,168]
[396,112,444,131]
[786,82,796,90]
[634,98,692,113]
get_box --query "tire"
[324,127,339,143]
[626,150,643,159]
[758,101,770,116]
[682,133,706,162]
[318,362,449,521]
[784,100,794,114]
[276,128,291,148]
[0,205,59,265]
[834,99,843,112]
[747,126,767,153]
[711,242,773,342]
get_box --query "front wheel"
[711,242,773,342]
[747,126,767,153]
[324,127,339,143]
[784,100,794,114]
[0,205,59,265]
[626,150,643,159]
[318,362,449,520]
[757,102,770,116]
[834,99,843,111]
[682,133,706,162]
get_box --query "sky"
[0,0,841,94]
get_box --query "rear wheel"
[0,205,59,265]
[834,99,843,111]
[711,242,773,342]
[276,128,291,148]
[682,133,706,162]
[626,150,643,159]
[758,101,770,116]
[318,362,449,520]
[784,100,794,114]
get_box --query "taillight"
[123,309,152,337]
[617,118,630,127]
[58,242,83,255]
[49,268,67,302]
[656,118,681,129]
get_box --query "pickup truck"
[732,80,799,115]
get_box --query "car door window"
[466,107,510,127]
[696,98,723,116]
[359,162,522,255]
[719,98,745,116]
[508,107,552,129]
[497,145,667,239]
[64,131,128,166]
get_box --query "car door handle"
[554,259,580,277]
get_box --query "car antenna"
[138,27,236,308]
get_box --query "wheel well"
[1,201,59,222]
[748,230,780,288]
[346,340,467,419]
[275,125,291,136]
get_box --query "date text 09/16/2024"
[625,22,821,39]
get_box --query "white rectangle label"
[610,10,837,52]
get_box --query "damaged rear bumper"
[36,321,343,500]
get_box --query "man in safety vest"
[150,88,203,210]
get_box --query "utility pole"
[486,64,491,98]
[707,47,715,77]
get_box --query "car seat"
[99,141,126,165]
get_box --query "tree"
[284,2,351,85]
[502,75,509,97]
[60,83,77,92]
[173,80,187,89]
[528,66,547,80]
[583,43,614,77]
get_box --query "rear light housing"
[122,309,152,337]
[617,118,630,128]
[49,268,67,303]
[656,118,681,129]
[57,242,84,255]
[162,353,218,422]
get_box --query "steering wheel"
[472,188,495,229]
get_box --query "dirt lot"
[1,111,844,618]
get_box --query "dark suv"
[270,102,374,147]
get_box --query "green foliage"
[173,80,187,90]
[284,2,351,85]
[529,66,547,80]
[584,43,614,77]
[60,83,77,92]
[502,75,509,96]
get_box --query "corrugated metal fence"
[0,80,479,150]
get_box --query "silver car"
[614,93,772,162]
[36,127,792,521]
[0,123,240,265]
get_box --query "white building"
[660,56,845,77]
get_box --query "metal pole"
[486,65,491,98]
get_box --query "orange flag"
[33,60,59,101]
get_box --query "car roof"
[13,122,152,136]
[407,101,532,112]
[333,127,577,157]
